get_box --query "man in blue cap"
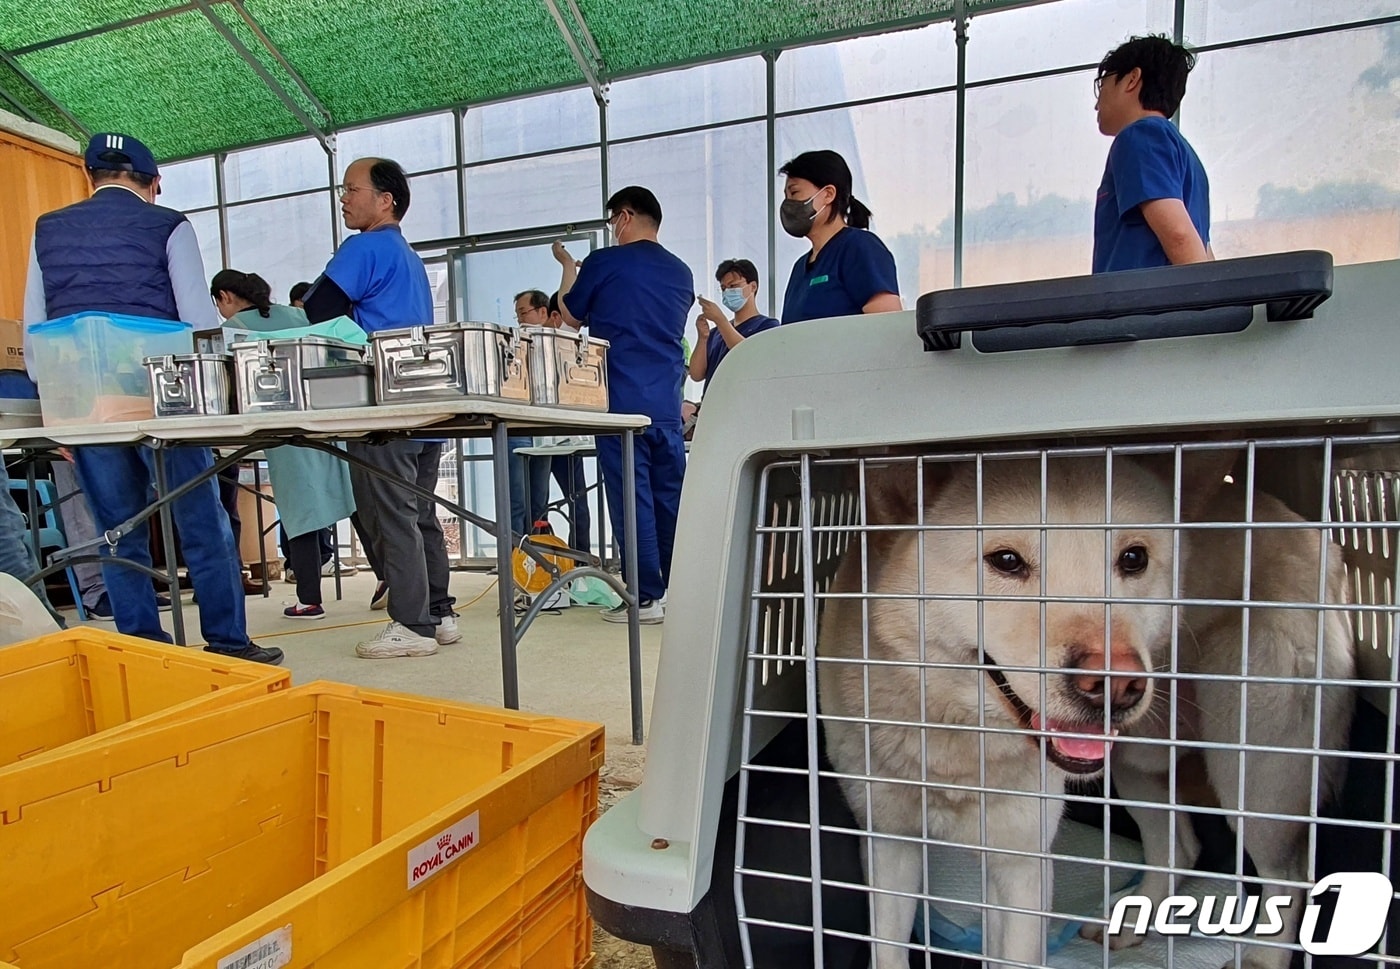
[22,131,281,665]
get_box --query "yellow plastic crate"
[0,627,290,766]
[0,680,604,969]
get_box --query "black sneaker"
[87,593,114,622]
[205,642,285,665]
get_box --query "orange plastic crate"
[0,627,290,765]
[0,680,603,969]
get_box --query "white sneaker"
[355,621,439,658]
[435,613,462,645]
[283,569,297,583]
[601,599,664,624]
[321,559,357,577]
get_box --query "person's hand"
[551,241,572,266]
[696,295,726,325]
[694,312,711,339]
[57,447,73,463]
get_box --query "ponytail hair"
[210,268,273,318]
[778,149,874,230]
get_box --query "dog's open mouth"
[1029,713,1118,775]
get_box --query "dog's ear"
[1135,442,1242,521]
[856,456,954,526]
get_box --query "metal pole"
[492,421,520,709]
[152,449,188,646]
[621,429,643,745]
[765,50,778,318]
[252,459,268,597]
[953,2,968,289]
[214,151,230,270]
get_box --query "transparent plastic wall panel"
[159,157,218,211]
[336,113,456,177]
[225,190,334,309]
[1180,23,1400,268]
[462,87,600,163]
[774,21,958,113]
[1184,0,1400,46]
[965,0,1174,82]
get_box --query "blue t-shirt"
[562,240,694,425]
[780,226,899,325]
[1092,116,1210,274]
[323,224,434,333]
[703,314,779,397]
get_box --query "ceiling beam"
[7,4,198,57]
[0,86,42,125]
[0,48,90,138]
[218,0,333,126]
[189,0,331,151]
[540,0,608,105]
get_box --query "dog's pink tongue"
[1033,715,1113,761]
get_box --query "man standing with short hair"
[1092,35,1212,273]
[23,132,278,664]
[688,257,780,398]
[303,156,457,658]
[556,186,693,623]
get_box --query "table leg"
[492,422,519,710]
[621,428,643,745]
[152,450,187,646]
[253,462,268,598]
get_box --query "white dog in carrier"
[581,251,1399,969]
[817,447,1357,969]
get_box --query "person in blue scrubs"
[688,258,779,398]
[777,150,902,325]
[303,157,458,659]
[556,187,693,624]
[1092,35,1212,273]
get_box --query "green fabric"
[228,307,358,537]
[231,303,312,333]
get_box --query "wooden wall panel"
[0,130,89,320]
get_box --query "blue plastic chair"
[8,476,87,621]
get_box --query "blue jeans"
[597,426,686,604]
[507,436,550,537]
[73,445,248,650]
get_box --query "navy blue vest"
[34,186,186,321]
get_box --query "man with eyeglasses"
[1091,35,1212,273]
[554,186,693,625]
[302,157,459,659]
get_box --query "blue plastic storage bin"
[26,312,193,426]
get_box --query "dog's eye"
[984,549,1028,577]
[1117,545,1150,575]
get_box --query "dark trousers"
[347,440,454,636]
[538,453,591,554]
[286,530,324,605]
[597,426,686,604]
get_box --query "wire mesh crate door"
[731,434,1400,969]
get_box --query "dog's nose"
[1065,648,1148,713]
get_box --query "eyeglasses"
[337,184,385,199]
[1093,72,1116,97]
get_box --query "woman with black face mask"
[776,149,902,325]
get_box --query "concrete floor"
[64,569,662,754]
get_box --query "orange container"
[0,680,603,969]
[0,627,290,766]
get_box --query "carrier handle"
[915,249,1334,352]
